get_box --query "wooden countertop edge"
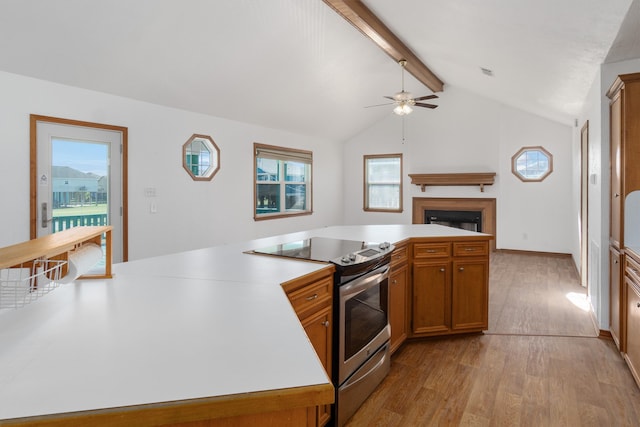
[0,383,334,427]
[0,226,112,268]
[409,234,493,243]
[280,264,336,293]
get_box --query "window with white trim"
[364,154,403,212]
[254,143,312,220]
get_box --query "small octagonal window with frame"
[183,134,220,181]
[511,146,553,182]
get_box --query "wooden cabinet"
[282,267,334,427]
[625,250,640,388]
[607,73,640,248]
[389,244,409,354]
[411,240,489,337]
[607,73,640,351]
[610,246,623,350]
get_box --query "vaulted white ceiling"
[0,0,637,141]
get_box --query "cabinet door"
[301,305,332,427]
[610,246,623,350]
[451,259,488,331]
[610,94,622,247]
[625,278,640,388]
[389,264,408,354]
[412,261,450,335]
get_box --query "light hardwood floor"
[345,252,640,426]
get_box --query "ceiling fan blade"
[383,96,396,101]
[415,102,438,109]
[364,102,395,108]
[413,94,439,101]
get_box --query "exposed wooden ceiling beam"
[323,0,444,93]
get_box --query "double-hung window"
[254,143,312,220]
[364,154,403,212]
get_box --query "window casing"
[364,154,403,212]
[511,146,553,182]
[254,143,312,220]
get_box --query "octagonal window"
[183,134,220,181]
[511,146,552,182]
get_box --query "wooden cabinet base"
[625,277,640,388]
[161,407,314,427]
[410,239,489,338]
[1,385,334,427]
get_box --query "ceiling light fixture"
[393,103,413,116]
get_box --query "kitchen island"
[0,225,491,426]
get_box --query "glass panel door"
[34,118,124,269]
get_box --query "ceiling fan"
[367,60,439,115]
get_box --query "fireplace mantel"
[409,172,496,192]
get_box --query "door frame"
[580,120,589,288]
[29,114,129,262]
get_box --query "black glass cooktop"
[252,237,368,262]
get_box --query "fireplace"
[413,197,496,251]
[424,210,482,232]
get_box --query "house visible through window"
[364,154,402,212]
[254,143,312,220]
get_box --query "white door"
[33,117,125,266]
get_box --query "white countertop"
[0,224,488,421]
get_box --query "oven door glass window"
[344,278,389,360]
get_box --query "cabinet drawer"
[390,245,408,267]
[453,242,488,257]
[286,277,333,318]
[414,243,451,258]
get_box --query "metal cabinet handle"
[305,293,318,301]
[615,193,620,198]
[322,320,330,327]
[427,249,437,253]
[464,248,475,251]
[614,259,619,264]
[392,279,397,284]
[637,302,640,308]
[459,267,465,272]
[439,268,445,272]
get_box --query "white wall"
[578,58,640,329]
[343,86,574,253]
[0,71,343,260]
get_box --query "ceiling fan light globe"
[393,104,413,115]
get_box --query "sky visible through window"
[52,138,108,176]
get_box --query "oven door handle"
[340,265,389,297]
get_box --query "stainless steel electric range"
[252,236,394,426]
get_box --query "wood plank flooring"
[345,252,640,426]
[488,252,597,337]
